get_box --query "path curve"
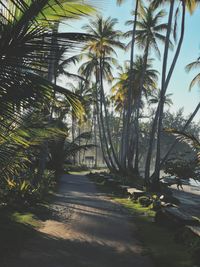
[6,174,154,267]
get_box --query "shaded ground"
[4,174,153,267]
[171,184,200,217]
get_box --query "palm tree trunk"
[94,67,114,170]
[153,1,185,188]
[72,113,76,165]
[100,56,121,171]
[148,0,175,190]
[144,103,160,184]
[99,86,117,170]
[96,85,112,170]
[121,0,139,169]
[134,44,149,174]
[94,113,98,168]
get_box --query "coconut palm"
[146,0,200,190]
[185,57,200,90]
[0,0,95,186]
[82,16,124,171]
[79,51,120,170]
[112,57,158,107]
[112,56,158,168]
[116,0,143,170]
[125,5,169,58]
[124,4,168,173]
[158,59,200,168]
[148,90,173,107]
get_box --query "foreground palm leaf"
[0,0,94,119]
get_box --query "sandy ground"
[5,174,154,267]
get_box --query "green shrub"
[151,195,162,211]
[138,196,152,207]
[0,170,56,207]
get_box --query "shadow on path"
[4,174,153,267]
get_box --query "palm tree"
[117,0,142,170]
[158,58,200,168]
[148,90,173,107]
[146,0,199,190]
[79,52,119,170]
[0,0,94,185]
[124,3,168,174]
[112,56,158,169]
[82,16,124,171]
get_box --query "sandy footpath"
[5,174,154,267]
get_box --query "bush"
[0,170,56,208]
[138,196,152,207]
[151,195,162,211]
[163,159,197,180]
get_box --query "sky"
[59,0,200,122]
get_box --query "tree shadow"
[3,228,151,267]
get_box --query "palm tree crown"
[125,4,170,58]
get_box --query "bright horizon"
[60,0,200,122]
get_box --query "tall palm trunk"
[72,113,76,165]
[153,1,185,188]
[143,0,175,189]
[134,43,149,174]
[94,66,114,170]
[121,0,139,169]
[94,112,98,168]
[95,83,112,169]
[144,103,160,183]
[99,56,121,171]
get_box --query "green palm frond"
[164,128,200,154]
[185,57,200,90]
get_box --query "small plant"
[138,196,152,207]
[151,195,162,211]
[0,170,56,207]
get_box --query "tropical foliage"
[1,0,200,207]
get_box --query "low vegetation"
[89,172,198,267]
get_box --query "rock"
[127,188,145,200]
[118,185,130,195]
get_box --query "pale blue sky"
[60,0,200,121]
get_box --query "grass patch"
[12,212,42,228]
[115,198,194,267]
[0,208,42,261]
[89,172,195,267]
[0,202,52,262]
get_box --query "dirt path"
[6,174,153,267]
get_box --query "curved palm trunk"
[100,57,121,171]
[144,0,175,188]
[94,67,114,170]
[144,103,160,183]
[96,88,112,170]
[134,44,149,174]
[94,110,98,168]
[153,1,185,189]
[99,83,117,170]
[121,0,139,169]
